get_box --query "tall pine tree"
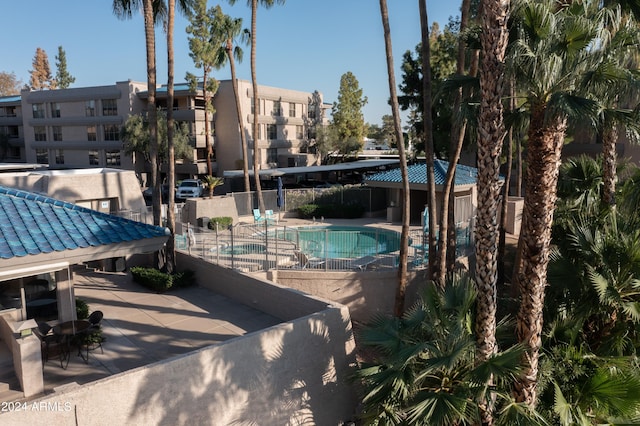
[55,46,75,89]
[29,48,56,90]
[330,71,368,155]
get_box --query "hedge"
[130,267,196,293]
[208,216,233,230]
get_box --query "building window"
[32,103,45,119]
[267,124,277,140]
[55,149,64,164]
[289,103,296,117]
[34,126,46,142]
[86,100,95,117]
[267,148,278,164]
[296,125,304,139]
[106,150,121,166]
[307,127,317,140]
[272,100,282,116]
[102,99,118,116]
[50,102,61,118]
[87,125,97,141]
[103,124,119,141]
[36,149,48,164]
[52,126,62,141]
[89,150,100,165]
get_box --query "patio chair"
[293,250,326,269]
[253,209,265,223]
[78,311,104,362]
[34,322,66,368]
[265,209,277,224]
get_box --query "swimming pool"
[270,226,403,259]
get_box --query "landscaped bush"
[208,216,233,230]
[297,202,365,219]
[130,266,196,293]
[76,298,89,320]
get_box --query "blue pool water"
[271,226,403,259]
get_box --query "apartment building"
[1,79,329,184]
[213,79,329,173]
[0,95,25,162]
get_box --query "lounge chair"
[293,250,326,269]
[350,255,378,271]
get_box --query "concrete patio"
[40,266,282,395]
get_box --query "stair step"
[0,389,24,403]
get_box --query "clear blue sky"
[2,1,460,126]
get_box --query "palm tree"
[353,273,544,425]
[597,2,640,207]
[228,0,285,213]
[378,0,410,317]
[166,0,177,273]
[474,0,511,422]
[211,6,251,194]
[418,0,438,280]
[113,0,162,226]
[508,0,632,405]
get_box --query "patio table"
[53,320,91,367]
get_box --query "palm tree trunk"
[436,0,471,284]
[419,0,438,281]
[251,0,265,212]
[514,104,567,406]
[498,78,515,285]
[143,0,160,231]
[378,0,410,318]
[228,42,251,194]
[165,0,176,274]
[203,68,213,177]
[475,0,510,423]
[601,121,617,207]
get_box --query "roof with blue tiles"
[365,159,479,187]
[0,186,169,260]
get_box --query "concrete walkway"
[40,267,281,395]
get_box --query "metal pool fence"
[176,218,475,273]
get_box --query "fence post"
[230,224,235,270]
[324,228,329,271]
[264,219,269,271]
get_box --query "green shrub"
[130,266,196,293]
[208,216,233,230]
[76,298,89,320]
[297,202,364,219]
[298,204,320,219]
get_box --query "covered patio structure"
[0,186,169,398]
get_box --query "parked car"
[142,184,171,204]
[176,179,204,199]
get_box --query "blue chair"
[253,209,265,223]
[265,210,276,224]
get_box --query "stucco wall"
[176,252,332,321]
[273,269,428,323]
[0,306,357,426]
[0,258,358,425]
[179,196,241,228]
[0,169,146,213]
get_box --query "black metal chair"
[34,322,66,368]
[80,311,104,360]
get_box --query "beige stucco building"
[0,79,329,184]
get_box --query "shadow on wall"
[127,311,359,425]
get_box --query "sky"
[1,1,461,126]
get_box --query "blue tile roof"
[0,186,169,260]
[366,159,479,186]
